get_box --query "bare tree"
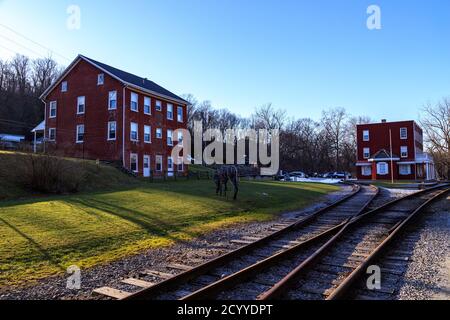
[420,99,450,179]
[11,54,30,94]
[31,56,59,95]
[321,107,348,171]
[251,103,286,130]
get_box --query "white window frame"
[131,92,138,112]
[177,157,184,172]
[130,153,138,173]
[400,146,408,158]
[363,130,369,142]
[130,122,138,141]
[144,125,151,143]
[97,73,104,85]
[77,96,85,115]
[377,162,389,175]
[167,129,173,146]
[144,97,151,115]
[61,81,68,92]
[156,155,163,172]
[76,124,84,143]
[155,100,162,111]
[400,127,408,139]
[48,128,56,141]
[177,106,183,122]
[49,101,57,118]
[156,128,162,139]
[167,103,173,120]
[107,121,116,141]
[108,91,117,110]
[399,164,411,175]
[361,166,371,176]
[167,157,174,171]
[363,147,370,159]
[177,131,183,144]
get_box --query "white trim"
[167,129,173,146]
[107,121,117,141]
[130,92,139,112]
[143,154,151,177]
[167,103,173,120]
[49,101,57,118]
[376,162,389,175]
[76,124,84,143]
[362,129,369,142]
[355,162,371,167]
[368,157,400,162]
[156,128,162,139]
[155,100,162,111]
[397,161,416,165]
[48,128,56,141]
[361,166,371,176]
[363,147,370,159]
[130,122,138,141]
[97,73,104,85]
[155,155,163,172]
[144,96,151,115]
[177,106,183,122]
[144,125,151,143]
[77,96,85,115]
[61,81,68,92]
[130,153,138,173]
[400,146,408,158]
[108,91,117,110]
[400,127,408,139]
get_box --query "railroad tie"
[141,270,174,280]
[122,278,155,288]
[93,287,132,299]
[167,263,193,271]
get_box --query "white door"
[143,155,150,177]
[167,157,174,177]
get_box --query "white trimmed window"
[167,103,173,120]
[49,101,57,118]
[156,155,163,172]
[108,121,116,140]
[363,130,369,141]
[377,162,388,175]
[400,127,407,139]
[61,81,68,92]
[177,157,184,172]
[177,106,183,122]
[76,124,84,143]
[144,97,151,115]
[399,164,411,175]
[167,157,173,171]
[167,129,173,146]
[108,91,117,110]
[48,128,56,141]
[363,147,370,159]
[97,73,104,85]
[77,96,85,114]
[400,146,408,158]
[155,100,162,111]
[156,128,162,139]
[130,122,138,141]
[144,125,151,143]
[131,92,138,112]
[361,166,371,176]
[130,153,138,173]
[177,130,183,144]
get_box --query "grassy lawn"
[0,152,340,287]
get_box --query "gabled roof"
[40,55,189,105]
[368,149,400,161]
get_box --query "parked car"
[331,171,352,179]
[322,172,334,178]
[289,171,307,178]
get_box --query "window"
[130,153,138,173]
[361,166,371,176]
[61,81,67,92]
[167,129,173,146]
[399,164,411,175]
[144,97,151,115]
[77,96,85,114]
[177,131,183,144]
[97,73,104,85]
[108,91,117,110]
[130,122,138,141]
[400,127,407,139]
[177,157,184,172]
[177,106,183,122]
[377,162,388,175]
[400,146,408,158]
[76,124,84,143]
[108,121,116,140]
[144,125,151,143]
[155,100,162,111]
[167,157,173,171]
[49,101,57,118]
[363,130,369,142]
[48,128,56,141]
[363,147,370,159]
[156,155,163,172]
[156,128,162,139]
[167,104,173,120]
[131,92,138,112]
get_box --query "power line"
[0,33,47,59]
[0,23,71,62]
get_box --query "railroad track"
[255,183,450,300]
[93,183,382,300]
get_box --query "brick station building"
[356,120,436,181]
[39,55,189,177]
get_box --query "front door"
[143,155,150,177]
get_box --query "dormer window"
[61,81,68,92]
[97,73,104,85]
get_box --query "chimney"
[381,119,387,123]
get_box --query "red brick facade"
[43,57,188,176]
[356,120,435,181]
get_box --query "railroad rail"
[256,183,449,300]
[93,183,381,300]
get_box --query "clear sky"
[0,0,449,122]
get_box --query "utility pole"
[389,129,394,184]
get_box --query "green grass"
[0,152,339,287]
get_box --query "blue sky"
[0,0,449,121]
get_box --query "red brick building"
[39,55,189,177]
[356,120,436,181]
